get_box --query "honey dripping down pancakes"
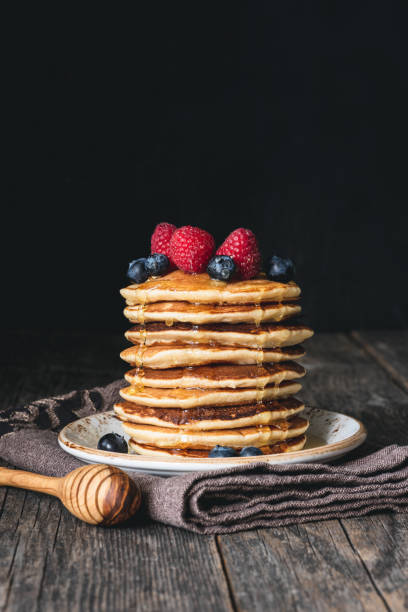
[115,226,313,458]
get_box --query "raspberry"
[216,228,261,279]
[170,226,215,273]
[151,222,177,267]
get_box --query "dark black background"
[4,3,408,333]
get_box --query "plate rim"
[58,408,367,466]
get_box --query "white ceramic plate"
[58,407,367,476]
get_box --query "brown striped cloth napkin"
[1,380,408,534]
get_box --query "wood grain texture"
[341,513,408,611]
[0,464,142,526]
[0,467,60,495]
[217,522,388,612]
[1,330,408,611]
[0,333,233,612]
[300,332,408,454]
[342,329,408,611]
[218,332,408,612]
[352,329,408,393]
[60,464,142,525]
[0,485,232,612]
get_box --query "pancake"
[119,380,301,408]
[114,398,305,430]
[124,362,305,389]
[124,300,301,325]
[125,322,314,349]
[121,416,309,448]
[120,344,306,369]
[129,434,307,457]
[121,270,301,305]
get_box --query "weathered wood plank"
[3,500,233,612]
[339,331,408,611]
[217,521,388,612]
[352,330,408,393]
[219,332,408,612]
[341,513,408,611]
[2,330,408,612]
[300,333,408,453]
[0,338,233,612]
[0,487,62,612]
[0,486,233,612]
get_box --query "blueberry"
[266,255,295,283]
[208,445,237,458]
[127,258,148,283]
[207,255,236,281]
[97,433,128,453]
[145,253,169,277]
[239,446,263,457]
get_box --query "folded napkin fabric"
[1,381,407,534]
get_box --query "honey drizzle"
[275,301,284,322]
[139,326,147,345]
[273,369,286,396]
[191,324,200,345]
[254,286,267,403]
[132,338,147,391]
[254,284,267,327]
[254,302,263,328]
[255,348,264,365]
[255,378,266,404]
[134,366,145,392]
[135,345,147,367]
[134,291,148,390]
[137,303,146,324]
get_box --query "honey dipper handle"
[0,467,61,497]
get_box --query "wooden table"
[1,330,408,612]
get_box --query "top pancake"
[121,270,300,305]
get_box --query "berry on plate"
[207,255,236,281]
[216,228,261,279]
[239,446,263,457]
[127,258,148,284]
[209,445,237,458]
[97,433,128,453]
[145,253,169,277]
[266,255,295,283]
[170,225,215,273]
[151,222,177,266]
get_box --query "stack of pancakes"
[114,270,314,458]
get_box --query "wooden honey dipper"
[0,464,142,525]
